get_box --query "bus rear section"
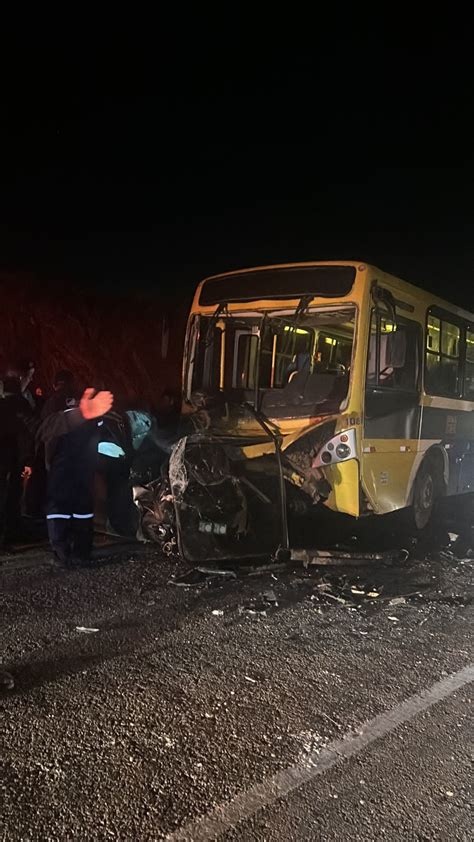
[361,284,474,535]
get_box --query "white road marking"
[169,664,474,841]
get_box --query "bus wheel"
[413,459,438,530]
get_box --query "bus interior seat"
[285,352,310,384]
[300,371,340,405]
[324,372,350,405]
[261,368,337,410]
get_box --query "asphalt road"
[1,545,473,840]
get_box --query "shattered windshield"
[189,306,356,417]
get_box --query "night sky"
[1,30,472,309]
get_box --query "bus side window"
[192,323,223,393]
[367,311,420,391]
[425,312,461,397]
[234,333,258,389]
[464,328,474,399]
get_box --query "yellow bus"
[175,261,474,560]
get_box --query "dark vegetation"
[0,274,187,407]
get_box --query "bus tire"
[412,456,442,531]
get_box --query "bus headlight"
[312,429,357,468]
[336,443,351,459]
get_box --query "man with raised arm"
[37,388,114,566]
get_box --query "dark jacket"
[0,393,36,468]
[36,408,91,471]
[40,387,79,421]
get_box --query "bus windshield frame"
[186,304,358,419]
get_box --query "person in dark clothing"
[6,359,37,411]
[18,359,37,411]
[23,369,77,519]
[0,375,35,547]
[157,388,180,428]
[34,386,46,415]
[40,369,77,419]
[37,387,113,565]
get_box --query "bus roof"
[194,260,474,323]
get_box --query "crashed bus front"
[130,261,474,561]
[173,262,369,562]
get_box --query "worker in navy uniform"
[37,387,113,565]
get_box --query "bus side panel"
[362,406,474,513]
[324,459,360,516]
[360,277,426,514]
[421,405,474,495]
[361,395,423,512]
[361,443,420,513]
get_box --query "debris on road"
[168,569,205,588]
[309,577,389,608]
[168,566,237,589]
[239,604,268,618]
[321,592,348,605]
[238,587,282,617]
[162,542,472,636]
[291,548,410,567]
[197,567,237,579]
[75,626,100,634]
[246,562,290,577]
[0,668,14,690]
[315,583,332,592]
[1,532,472,840]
